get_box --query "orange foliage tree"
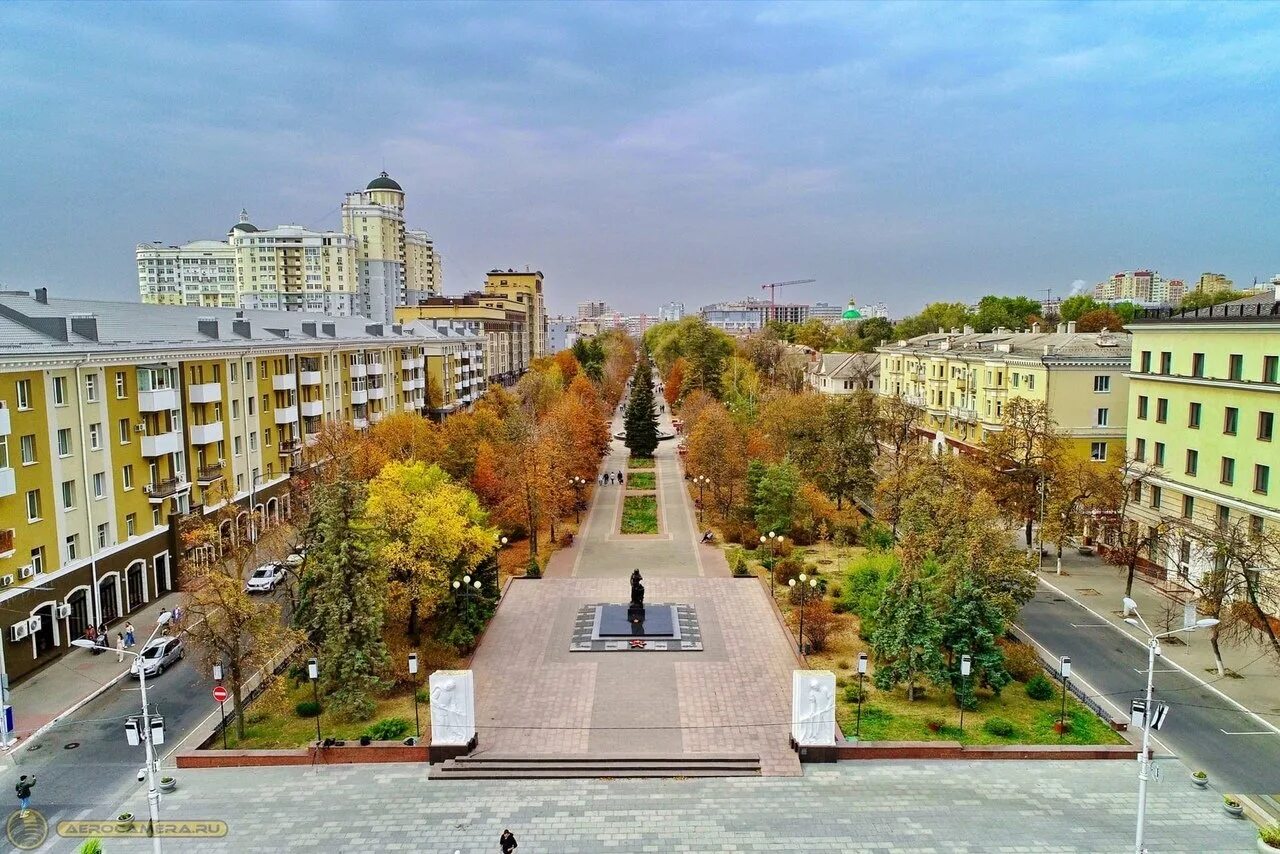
[664,357,687,409]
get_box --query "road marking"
[1070,623,1110,628]
[1132,668,1179,674]
[1220,730,1277,736]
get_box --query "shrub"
[983,716,1017,738]
[415,687,430,704]
[1000,640,1043,683]
[77,840,104,854]
[1025,673,1054,701]
[925,718,943,733]
[362,717,412,741]
[793,600,836,652]
[524,556,542,578]
[843,684,866,704]
[1259,825,1280,849]
[827,584,842,602]
[773,554,806,586]
[860,520,895,551]
[295,700,321,718]
[840,550,900,633]
[836,659,851,670]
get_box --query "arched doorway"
[125,560,146,611]
[266,497,278,523]
[98,574,121,625]
[66,587,91,642]
[154,552,172,596]
[31,602,57,657]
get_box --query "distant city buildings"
[658,301,685,322]
[1196,272,1234,294]
[546,316,575,353]
[699,298,770,332]
[577,301,611,320]
[1091,270,1184,305]
[809,302,845,322]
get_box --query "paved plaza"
[94,760,1258,853]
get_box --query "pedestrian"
[116,633,125,663]
[172,605,182,629]
[85,624,97,644]
[617,470,623,483]
[14,775,34,817]
[124,621,135,648]
[500,829,518,853]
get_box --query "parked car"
[130,636,184,678]
[245,562,285,594]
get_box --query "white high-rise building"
[405,229,441,306]
[577,300,611,320]
[231,223,358,315]
[658,301,685,322]
[136,232,237,308]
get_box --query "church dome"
[841,300,863,320]
[367,171,403,192]
[230,209,258,233]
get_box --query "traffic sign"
[212,685,229,704]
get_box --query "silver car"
[130,636,184,678]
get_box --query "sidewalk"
[1030,538,1280,734]
[6,591,185,746]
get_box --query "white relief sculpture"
[429,669,475,745]
[792,670,836,746]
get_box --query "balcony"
[279,438,302,455]
[368,360,384,375]
[141,430,182,457]
[300,399,323,417]
[138,387,179,412]
[902,393,927,408]
[272,374,297,392]
[352,417,369,430]
[403,377,420,391]
[369,411,384,424]
[188,382,222,404]
[401,357,423,371]
[300,370,322,386]
[0,402,9,436]
[144,476,187,503]
[275,406,299,425]
[0,466,14,498]
[349,364,367,379]
[367,385,386,401]
[196,463,223,484]
[0,528,13,559]
[189,421,223,445]
[350,389,368,405]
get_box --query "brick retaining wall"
[177,742,428,769]
[834,742,1143,760]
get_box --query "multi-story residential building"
[399,320,486,417]
[805,352,879,396]
[1121,287,1280,606]
[484,269,547,363]
[877,322,1131,461]
[809,302,845,322]
[341,172,410,324]
[658,302,685,322]
[700,298,768,333]
[577,301,611,320]
[547,316,575,353]
[396,294,529,386]
[765,303,810,324]
[0,289,456,684]
[404,229,441,306]
[1196,272,1234,295]
[231,224,359,315]
[1092,270,1185,305]
[135,238,237,309]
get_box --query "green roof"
[367,171,403,191]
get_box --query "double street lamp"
[452,574,483,614]
[568,476,587,525]
[759,531,784,592]
[691,475,710,525]
[788,573,818,655]
[1123,596,1218,854]
[307,658,321,747]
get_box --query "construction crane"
[760,278,816,322]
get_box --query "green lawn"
[627,471,656,490]
[628,456,655,469]
[621,495,659,534]
[217,682,427,749]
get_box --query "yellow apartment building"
[484,269,546,363]
[396,294,528,386]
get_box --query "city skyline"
[1,2,1278,316]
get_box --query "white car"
[130,636,184,678]
[245,562,285,594]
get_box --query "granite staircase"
[431,752,762,780]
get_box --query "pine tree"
[625,351,660,457]
[940,574,1012,709]
[870,570,945,701]
[296,479,390,721]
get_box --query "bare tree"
[983,398,1064,549]
[1091,461,1171,597]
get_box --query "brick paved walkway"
[101,760,1257,853]
[474,401,799,773]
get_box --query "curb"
[13,667,131,752]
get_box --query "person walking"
[15,775,35,817]
[499,829,518,853]
[124,621,135,648]
[116,633,125,663]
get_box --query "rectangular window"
[1140,351,1151,373]
[1182,494,1195,519]
[230,362,238,383]
[89,423,102,449]
[92,472,105,499]
[234,436,242,456]
[53,376,67,405]
[1260,411,1275,441]
[1188,402,1201,428]
[25,489,40,521]
[247,397,255,416]
[1255,465,1271,495]
[85,373,98,402]
[249,432,258,452]
[1090,442,1108,462]
[30,546,43,575]
[231,399,240,419]
[16,379,30,410]
[1096,408,1109,427]
[264,427,273,446]
[1229,354,1243,381]
[96,522,109,549]
[1221,457,1235,485]
[1137,396,1148,420]
[1093,375,1110,393]
[1151,485,1162,509]
[1251,515,1265,537]
[1011,374,1019,389]
[126,514,136,537]
[119,417,131,444]
[115,371,127,398]
[1132,482,1143,504]
[61,479,75,510]
[1159,352,1172,374]
[1224,407,1238,435]
[1217,504,1230,529]
[1154,442,1166,466]
[123,464,133,489]
[66,535,78,562]
[1265,355,1279,384]
[1192,353,1205,378]
[20,434,36,465]
[1155,398,1168,423]
[1185,449,1198,476]
[1027,374,1035,390]
[1134,438,1146,461]
[55,428,70,457]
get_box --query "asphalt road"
[1018,583,1280,794]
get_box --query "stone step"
[432,752,761,780]
[454,752,756,764]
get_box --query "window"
[126,514,136,537]
[1155,398,1167,423]
[1182,494,1195,519]
[65,535,79,562]
[1140,351,1151,373]
[152,508,160,526]
[123,464,133,490]
[1255,464,1271,495]
[0,436,7,469]
[96,522,109,549]
[1096,408,1109,427]
[1137,396,1148,420]
[1251,515,1265,537]
[1132,482,1143,504]
[230,362,238,383]
[1266,356,1279,384]
[249,432,258,452]
[53,376,67,405]
[1221,457,1235,485]
[1224,407,1238,435]
[115,371,127,398]
[92,472,105,499]
[1159,352,1172,374]
[1093,375,1110,393]
[30,546,43,575]
[61,480,75,510]
[1134,438,1146,461]
[1185,449,1198,476]
[25,489,41,521]
[85,373,98,402]
[89,423,102,449]
[264,427,273,446]
[1090,442,1108,462]
[1011,373,1019,389]
[1151,485,1162,509]
[1192,353,1205,378]
[234,436,242,456]
[1217,504,1230,529]
[20,434,36,465]
[15,379,30,410]
[247,397,255,416]
[1224,353,1244,382]
[1154,442,1166,466]
[1027,374,1035,390]
[1188,402,1201,429]
[260,361,268,380]
[231,399,240,419]
[1260,411,1275,441]
[119,417,131,444]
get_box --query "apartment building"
[405,230,442,307]
[1195,272,1234,295]
[396,293,529,386]
[1092,270,1185,305]
[231,224,358,315]
[135,238,237,309]
[1121,288,1280,600]
[658,302,685,322]
[577,301,611,320]
[484,269,547,363]
[877,323,1131,461]
[0,289,454,683]
[699,298,768,333]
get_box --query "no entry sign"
[212,685,229,704]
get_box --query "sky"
[0,1,1277,317]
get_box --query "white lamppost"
[760,532,784,592]
[1122,596,1218,854]
[787,573,818,654]
[958,654,972,735]
[408,653,421,740]
[73,611,172,854]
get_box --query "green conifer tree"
[870,569,945,701]
[941,575,1012,709]
[624,351,660,457]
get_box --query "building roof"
[230,208,258,233]
[366,171,403,192]
[808,351,879,378]
[1129,288,1280,325]
[878,326,1131,363]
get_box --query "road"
[1018,583,1280,794]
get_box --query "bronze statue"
[629,570,644,607]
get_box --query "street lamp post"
[759,532,783,593]
[788,573,818,655]
[452,574,483,615]
[1058,655,1071,739]
[307,658,321,746]
[958,654,971,735]
[73,611,172,854]
[408,653,421,740]
[1122,596,1219,854]
[568,476,586,525]
[855,652,868,741]
[692,475,710,525]
[1037,475,1046,570]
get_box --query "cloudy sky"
[0,1,1276,316]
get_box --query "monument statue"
[629,570,645,607]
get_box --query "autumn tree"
[686,403,748,524]
[664,357,687,409]
[1092,461,1171,596]
[367,411,441,463]
[1042,455,1116,573]
[984,397,1064,548]
[496,406,557,560]
[753,460,801,535]
[870,569,945,701]
[812,393,877,511]
[873,394,925,532]
[1075,308,1125,332]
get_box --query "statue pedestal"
[593,604,679,639]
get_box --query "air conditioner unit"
[0,576,12,587]
[18,565,34,580]
[56,603,71,619]
[28,616,41,633]
[10,622,28,642]
[134,423,148,433]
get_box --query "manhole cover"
[63,742,80,750]
[1076,588,1101,595]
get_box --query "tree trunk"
[407,597,420,640]
[1125,560,1136,597]
[1210,631,1226,677]
[1024,517,1034,548]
